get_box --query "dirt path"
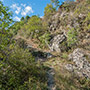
[47,67,56,90]
[15,35,56,90]
[15,35,50,52]
[15,35,39,48]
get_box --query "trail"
[15,35,39,49]
[15,35,56,90]
[47,67,56,90]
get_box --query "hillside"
[0,0,90,90]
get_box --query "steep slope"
[43,1,90,89]
[14,0,90,89]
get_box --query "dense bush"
[87,0,90,4]
[39,33,51,48]
[67,28,78,47]
[0,46,48,90]
[16,38,27,49]
[0,1,12,50]
[9,21,24,35]
[20,16,44,39]
[44,4,56,21]
[0,2,48,90]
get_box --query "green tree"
[21,17,24,21]
[51,0,60,8]
[0,3,48,90]
[21,15,44,39]
[9,20,25,36]
[0,1,12,52]
[65,0,74,3]
[25,15,30,20]
[44,4,56,18]
[0,2,12,29]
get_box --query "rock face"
[49,13,60,32]
[65,48,90,78]
[50,33,66,52]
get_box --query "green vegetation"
[20,16,44,39]
[39,33,51,48]
[87,0,90,4]
[44,4,56,20]
[9,15,30,36]
[0,0,90,90]
[0,2,48,90]
[0,45,48,90]
[85,12,90,22]
[9,21,24,35]
[67,28,78,47]
[0,1,12,50]
[51,0,60,8]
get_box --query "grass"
[44,54,90,90]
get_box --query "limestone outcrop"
[65,48,90,78]
[49,33,66,52]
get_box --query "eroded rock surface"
[65,48,90,78]
[49,33,66,52]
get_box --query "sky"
[0,0,65,21]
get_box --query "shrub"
[61,53,68,59]
[84,12,90,22]
[39,33,51,48]
[67,28,78,47]
[44,4,56,21]
[0,46,48,90]
[87,0,90,4]
[20,16,44,39]
[16,38,27,49]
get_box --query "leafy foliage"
[87,0,90,4]
[0,46,48,90]
[44,4,56,19]
[20,16,44,39]
[0,0,90,90]
[51,0,60,8]
[0,2,48,90]
[0,1,12,49]
[39,33,51,48]
[9,21,24,35]
[0,1,12,29]
[63,0,76,11]
[67,28,78,47]
[21,17,24,21]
